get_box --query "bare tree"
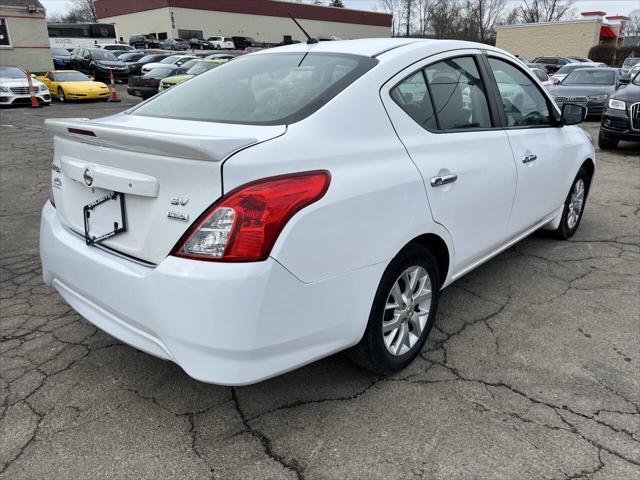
[403,0,416,36]
[518,0,575,23]
[463,0,506,43]
[626,9,640,37]
[415,0,433,36]
[380,0,404,36]
[429,0,463,39]
[47,0,97,23]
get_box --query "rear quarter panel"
[222,67,453,284]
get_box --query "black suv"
[129,34,160,49]
[599,72,640,149]
[231,36,255,50]
[532,56,580,73]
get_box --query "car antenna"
[288,13,318,44]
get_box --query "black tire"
[349,244,440,375]
[57,87,65,102]
[598,131,618,150]
[552,167,590,239]
[215,44,221,50]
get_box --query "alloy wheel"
[567,178,585,230]
[382,266,432,356]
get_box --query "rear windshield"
[562,70,615,85]
[131,52,377,125]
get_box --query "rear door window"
[391,56,493,131]
[132,52,377,125]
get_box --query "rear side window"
[132,52,377,125]
[390,72,436,130]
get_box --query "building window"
[157,32,168,40]
[178,29,203,40]
[0,18,11,47]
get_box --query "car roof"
[252,38,494,60]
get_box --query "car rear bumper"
[40,203,377,385]
[127,86,157,98]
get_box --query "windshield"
[186,62,219,75]
[132,52,377,125]
[119,53,144,62]
[562,70,615,85]
[160,55,182,64]
[52,72,91,81]
[623,58,639,67]
[51,48,69,56]
[556,64,591,75]
[143,68,174,79]
[0,66,25,79]
[632,72,640,86]
[90,50,118,61]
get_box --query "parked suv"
[599,71,640,149]
[231,36,255,50]
[207,36,234,50]
[129,34,160,49]
[532,56,579,73]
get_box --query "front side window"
[488,58,552,127]
[132,52,377,125]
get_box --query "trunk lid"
[46,114,285,264]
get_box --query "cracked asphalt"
[1,93,639,480]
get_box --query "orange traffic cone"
[25,69,41,108]
[108,69,121,102]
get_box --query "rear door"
[483,53,572,235]
[381,51,517,274]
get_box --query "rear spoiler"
[45,118,258,162]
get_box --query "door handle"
[430,174,458,187]
[522,154,537,164]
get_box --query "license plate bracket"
[83,191,127,246]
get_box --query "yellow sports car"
[36,70,110,102]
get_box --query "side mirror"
[561,103,587,126]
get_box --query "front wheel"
[349,244,440,375]
[552,168,589,239]
[57,87,65,102]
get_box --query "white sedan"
[41,39,594,385]
[1,65,51,106]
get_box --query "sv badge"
[170,197,189,206]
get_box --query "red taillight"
[172,171,330,262]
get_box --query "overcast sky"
[41,0,638,18]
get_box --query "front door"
[484,55,572,235]
[382,52,517,275]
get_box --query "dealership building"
[496,11,629,60]
[95,0,392,44]
[0,0,51,72]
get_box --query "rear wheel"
[349,244,440,375]
[598,131,618,150]
[215,44,221,50]
[552,168,589,239]
[57,87,65,102]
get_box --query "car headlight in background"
[608,98,626,111]
[588,94,608,102]
[39,85,49,92]
[0,86,9,92]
